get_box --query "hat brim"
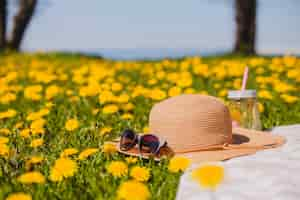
[114,127,286,163]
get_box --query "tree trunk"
[234,0,257,55]
[0,0,6,50]
[8,0,37,51]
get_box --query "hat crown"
[149,94,232,152]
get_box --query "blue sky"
[14,0,300,58]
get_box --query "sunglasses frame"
[120,129,167,156]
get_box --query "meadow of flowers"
[0,53,299,200]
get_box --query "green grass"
[0,52,299,200]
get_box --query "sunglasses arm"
[154,139,167,155]
[137,135,143,158]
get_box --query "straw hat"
[117,94,285,163]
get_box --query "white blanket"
[176,125,300,200]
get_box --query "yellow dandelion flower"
[98,90,115,104]
[168,86,182,97]
[39,108,50,115]
[26,109,49,121]
[280,94,298,104]
[20,128,31,138]
[29,156,43,163]
[184,88,196,94]
[0,128,11,135]
[17,171,45,184]
[125,157,138,164]
[0,92,16,104]
[49,168,63,182]
[130,166,150,182]
[65,119,79,131]
[0,109,17,120]
[116,94,130,104]
[256,67,265,74]
[100,127,112,136]
[150,89,166,101]
[107,161,128,178]
[30,118,46,128]
[66,89,74,96]
[218,89,228,97]
[111,82,123,92]
[142,126,149,134]
[258,102,264,113]
[213,83,221,89]
[45,85,61,100]
[122,103,134,111]
[233,78,241,89]
[274,82,295,93]
[30,138,44,148]
[78,148,98,160]
[199,90,208,95]
[49,158,78,182]
[258,90,273,100]
[24,85,43,101]
[121,113,133,120]
[6,193,32,200]
[0,136,9,144]
[117,180,150,200]
[26,156,44,169]
[102,142,117,154]
[168,156,190,173]
[148,78,157,85]
[60,148,79,158]
[79,84,101,97]
[30,118,46,135]
[102,104,119,114]
[14,121,24,129]
[55,158,78,177]
[177,77,193,88]
[0,144,9,157]
[191,164,224,190]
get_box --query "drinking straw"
[241,66,249,90]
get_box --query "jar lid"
[228,90,257,99]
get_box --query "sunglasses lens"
[120,129,137,151]
[140,134,160,154]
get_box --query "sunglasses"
[120,129,167,155]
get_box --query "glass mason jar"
[227,90,262,130]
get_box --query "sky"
[11,0,300,59]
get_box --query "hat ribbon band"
[174,142,279,154]
[175,143,228,154]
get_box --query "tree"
[234,0,257,55]
[0,0,6,50]
[0,0,38,52]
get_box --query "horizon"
[10,0,300,59]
